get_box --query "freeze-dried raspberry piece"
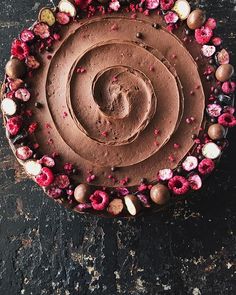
[33,22,50,39]
[47,187,63,199]
[20,29,35,42]
[35,167,54,187]
[6,116,23,136]
[26,55,40,69]
[54,174,70,189]
[11,39,30,60]
[16,146,33,160]
[146,0,160,10]
[158,168,173,181]
[218,113,236,127]
[198,159,215,175]
[160,0,174,10]
[188,174,202,190]
[89,190,109,211]
[182,156,198,171]
[39,156,55,167]
[195,26,213,45]
[168,176,189,195]
[56,12,70,25]
[15,88,31,102]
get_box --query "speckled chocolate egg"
[150,184,170,205]
[215,64,234,82]
[5,58,26,79]
[74,184,90,203]
[208,124,226,140]
[187,9,206,30]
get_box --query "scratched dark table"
[0,1,235,294]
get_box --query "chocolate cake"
[1,0,235,217]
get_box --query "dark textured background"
[0,1,235,294]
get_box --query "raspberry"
[89,190,109,211]
[205,18,217,30]
[223,106,235,115]
[33,23,50,39]
[188,174,202,190]
[54,174,70,189]
[212,37,222,46]
[39,156,55,167]
[164,11,179,24]
[9,79,24,91]
[198,159,215,175]
[109,0,121,11]
[64,162,73,174]
[137,193,151,208]
[218,113,236,128]
[11,39,30,61]
[16,146,33,160]
[47,187,63,199]
[168,176,189,195]
[206,104,222,117]
[222,82,236,94]
[28,122,38,134]
[6,116,23,136]
[56,12,70,25]
[116,187,129,196]
[201,45,216,57]
[35,167,54,187]
[195,26,213,45]
[15,88,31,102]
[160,0,175,10]
[182,156,198,171]
[158,168,173,181]
[26,55,40,69]
[20,29,35,42]
[146,0,160,10]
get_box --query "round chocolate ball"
[5,58,26,79]
[150,184,170,205]
[215,64,234,82]
[208,124,226,140]
[187,9,206,30]
[74,184,90,203]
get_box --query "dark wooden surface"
[0,1,235,294]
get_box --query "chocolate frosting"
[28,13,207,187]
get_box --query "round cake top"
[1,0,235,217]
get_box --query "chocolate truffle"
[208,124,226,140]
[5,58,26,79]
[107,198,124,216]
[187,9,206,30]
[74,184,90,203]
[150,184,170,205]
[215,64,234,82]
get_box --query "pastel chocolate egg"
[202,142,221,159]
[5,58,26,79]
[150,184,170,205]
[74,184,90,203]
[58,0,77,17]
[172,0,191,20]
[208,124,226,140]
[187,9,206,30]
[215,64,234,82]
